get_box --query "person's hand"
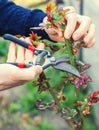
[0,38,45,91]
[44,6,96,48]
[72,14,96,48]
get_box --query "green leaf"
[53,13,62,22]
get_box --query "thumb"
[45,28,63,37]
[15,65,43,81]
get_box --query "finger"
[24,37,34,63]
[33,43,45,64]
[64,12,77,39]
[45,27,64,42]
[85,38,96,48]
[62,6,77,39]
[7,42,16,62]
[48,35,64,42]
[16,38,25,63]
[45,28,63,37]
[83,24,96,46]
[73,15,92,40]
[37,42,45,50]
[13,65,43,81]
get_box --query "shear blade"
[53,62,80,77]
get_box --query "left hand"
[44,6,96,48]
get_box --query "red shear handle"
[3,34,35,52]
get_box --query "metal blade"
[55,57,70,63]
[53,62,80,77]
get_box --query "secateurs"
[1,34,83,77]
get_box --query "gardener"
[0,0,95,46]
[0,0,96,91]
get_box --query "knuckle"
[63,6,75,12]
[67,6,75,11]
[85,16,92,23]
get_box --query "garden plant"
[28,2,99,130]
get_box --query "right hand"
[0,37,45,91]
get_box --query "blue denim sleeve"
[0,0,6,2]
[0,0,7,4]
[0,0,50,40]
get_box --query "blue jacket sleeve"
[0,0,50,39]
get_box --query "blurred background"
[0,0,99,130]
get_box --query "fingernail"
[65,32,71,39]
[73,33,79,40]
[38,43,45,49]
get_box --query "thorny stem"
[65,39,81,96]
[65,39,75,66]
[65,39,84,129]
[65,38,77,91]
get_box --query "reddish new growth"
[46,2,69,29]
[62,64,92,89]
[46,2,56,22]
[29,31,42,46]
[83,91,99,115]
[73,71,92,89]
[88,91,99,104]
[74,91,99,116]
[74,64,92,89]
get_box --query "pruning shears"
[35,54,81,77]
[1,34,82,77]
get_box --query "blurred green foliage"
[8,81,52,114]
[0,38,8,57]
[26,120,55,130]
[8,75,97,130]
